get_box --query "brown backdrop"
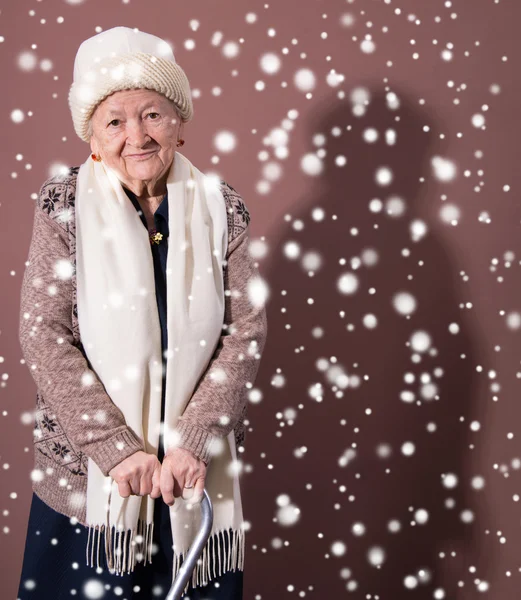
[2,0,521,598]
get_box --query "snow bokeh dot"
[276,494,301,526]
[401,441,415,456]
[385,195,406,217]
[375,166,393,186]
[18,51,38,71]
[431,156,457,182]
[284,241,301,260]
[368,546,386,566]
[11,109,25,123]
[409,330,432,353]
[361,38,376,54]
[294,68,316,93]
[442,473,458,489]
[83,579,105,599]
[214,130,237,153]
[301,153,324,176]
[392,292,417,316]
[260,52,282,74]
[404,574,419,589]
[440,203,461,225]
[337,272,359,295]
[331,540,347,556]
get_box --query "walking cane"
[165,489,214,600]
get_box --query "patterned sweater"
[18,166,268,525]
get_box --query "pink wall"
[2,0,521,597]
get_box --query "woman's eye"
[107,114,158,127]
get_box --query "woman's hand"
[108,450,162,499]
[160,448,207,506]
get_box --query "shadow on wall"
[244,81,489,599]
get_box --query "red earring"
[176,139,185,147]
[91,153,102,162]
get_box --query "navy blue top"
[123,186,169,354]
[123,186,169,456]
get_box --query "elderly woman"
[16,26,267,600]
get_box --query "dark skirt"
[16,491,243,600]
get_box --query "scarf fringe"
[85,519,245,590]
[86,519,155,574]
[176,526,245,592]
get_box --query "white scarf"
[75,151,245,587]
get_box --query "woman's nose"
[126,120,151,147]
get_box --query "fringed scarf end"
[173,527,245,596]
[85,519,154,576]
[85,522,245,590]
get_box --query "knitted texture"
[68,52,194,142]
[19,167,267,525]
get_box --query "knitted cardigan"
[19,166,268,525]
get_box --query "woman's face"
[89,88,180,196]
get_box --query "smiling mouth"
[126,150,157,159]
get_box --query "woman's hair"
[86,98,183,141]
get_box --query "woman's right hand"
[108,451,162,499]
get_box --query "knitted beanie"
[68,26,194,143]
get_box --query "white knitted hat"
[68,26,194,143]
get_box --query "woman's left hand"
[160,447,207,506]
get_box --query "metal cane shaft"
[165,489,213,600]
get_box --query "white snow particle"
[11,109,25,123]
[375,166,393,186]
[301,153,323,176]
[404,574,419,589]
[368,545,386,566]
[331,540,346,556]
[337,272,359,295]
[392,291,417,316]
[294,68,316,93]
[431,155,457,182]
[442,473,458,489]
[214,130,236,153]
[401,441,415,456]
[82,579,105,599]
[260,52,281,74]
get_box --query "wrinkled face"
[89,88,180,189]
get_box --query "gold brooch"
[149,229,163,245]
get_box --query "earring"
[176,139,185,147]
[91,153,102,162]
